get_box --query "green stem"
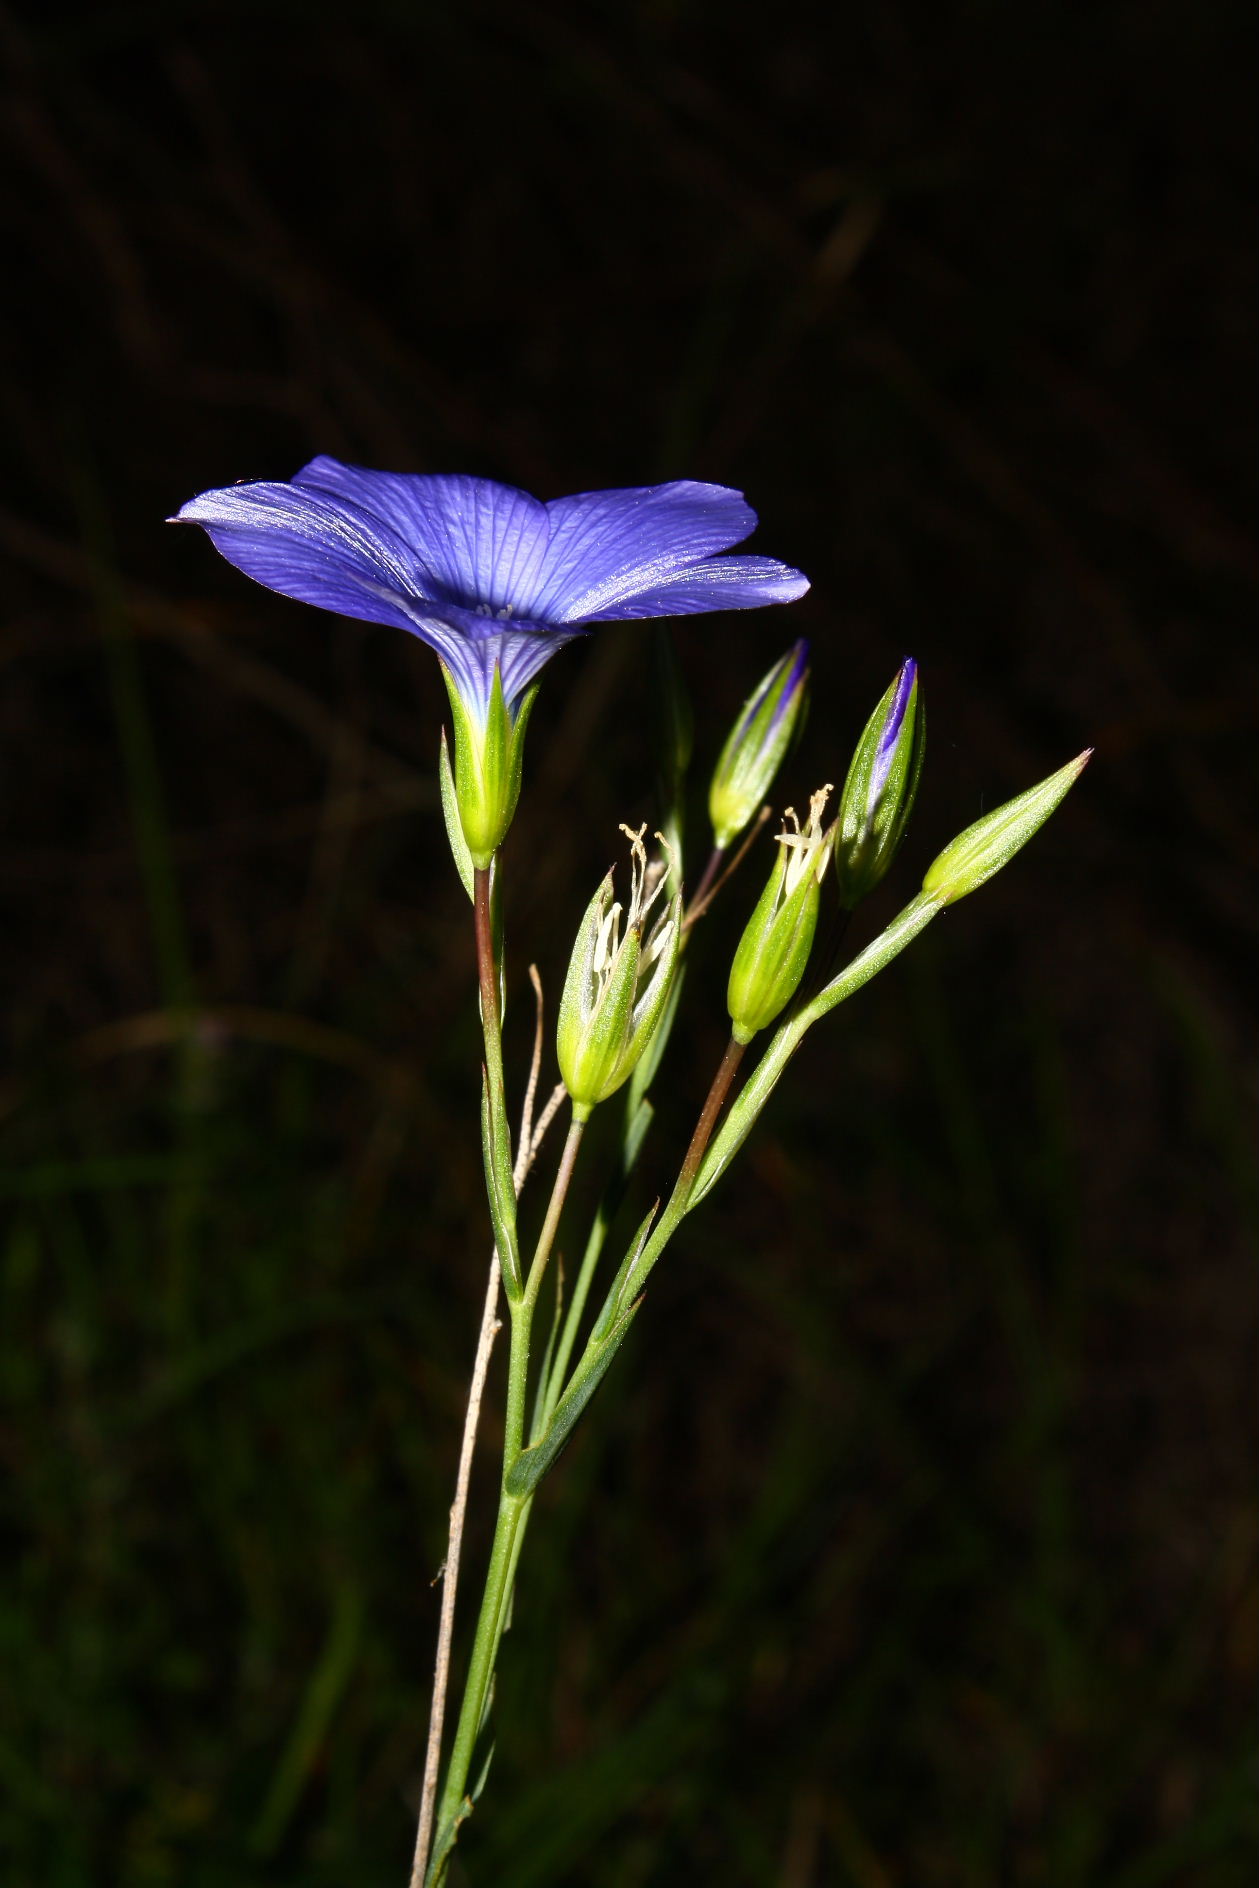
[537,1097,653,1436]
[429,1490,528,1867]
[689,892,943,1213]
[613,1035,745,1313]
[526,1118,585,1308]
[501,1114,584,1466]
[429,1110,586,1881]
[417,860,511,1888]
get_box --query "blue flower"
[173,457,810,725]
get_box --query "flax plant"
[175,459,1088,1881]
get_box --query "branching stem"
[427,1105,587,1882]
[676,1036,746,1199]
[682,806,773,931]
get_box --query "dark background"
[2,2,1255,1883]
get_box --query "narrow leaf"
[505,1302,642,1497]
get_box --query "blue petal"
[409,599,586,712]
[175,466,808,723]
[870,657,917,798]
[533,481,758,622]
[175,478,580,722]
[174,481,441,635]
[293,458,552,613]
[579,555,810,621]
[492,624,588,707]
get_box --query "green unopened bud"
[442,662,537,869]
[708,640,810,850]
[727,786,832,1043]
[833,658,924,909]
[923,750,1092,905]
[558,826,682,1121]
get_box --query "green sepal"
[626,962,685,1117]
[619,890,682,1092]
[727,853,820,1043]
[557,876,643,1118]
[833,663,925,909]
[438,726,475,901]
[922,750,1091,905]
[504,1298,642,1498]
[557,858,683,1119]
[480,1072,522,1300]
[442,664,538,868]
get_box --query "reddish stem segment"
[473,866,500,1049]
[676,1035,746,1201]
[684,845,725,923]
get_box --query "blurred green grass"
[2,1,1256,1881]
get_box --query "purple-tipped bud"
[708,641,810,851]
[832,659,924,909]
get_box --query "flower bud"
[558,827,682,1121]
[708,640,810,851]
[922,750,1092,905]
[442,661,537,869]
[727,786,832,1044]
[833,659,924,909]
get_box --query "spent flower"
[727,786,833,1042]
[558,826,682,1120]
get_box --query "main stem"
[410,1258,500,1888]
[429,1490,529,1873]
[429,1105,586,1878]
[411,865,508,1887]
